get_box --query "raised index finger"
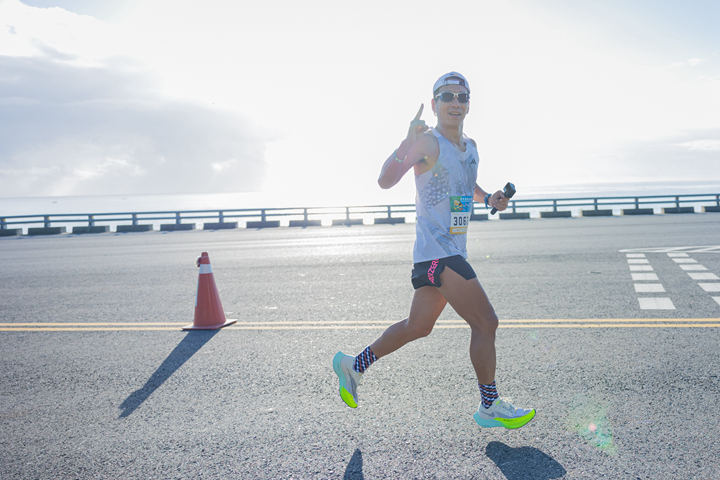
[413,104,424,121]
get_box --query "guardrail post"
[261,209,267,222]
[716,194,720,207]
[635,197,639,209]
[303,208,309,221]
[132,213,138,226]
[552,200,558,212]
[219,211,224,223]
[387,206,392,218]
[511,201,517,213]
[675,196,680,208]
[175,212,181,225]
[44,215,51,228]
[594,199,598,211]
[345,207,351,220]
[88,215,95,227]
[1,218,6,230]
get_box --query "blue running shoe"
[333,351,362,408]
[473,398,535,429]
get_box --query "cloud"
[573,130,720,184]
[676,139,720,152]
[0,50,269,197]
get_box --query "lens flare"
[566,395,617,455]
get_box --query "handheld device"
[490,182,516,215]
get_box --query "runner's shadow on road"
[118,330,218,418]
[343,449,364,479]
[486,441,566,480]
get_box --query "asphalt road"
[1,214,719,479]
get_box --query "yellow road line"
[1,319,719,331]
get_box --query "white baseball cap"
[433,72,470,95]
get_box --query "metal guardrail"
[1,193,719,235]
[500,193,720,214]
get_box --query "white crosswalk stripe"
[635,284,665,293]
[680,264,708,271]
[632,273,659,281]
[639,298,675,310]
[621,247,720,312]
[699,283,720,292]
[688,272,720,280]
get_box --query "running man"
[333,72,535,429]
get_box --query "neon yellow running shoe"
[333,351,362,408]
[473,398,536,429]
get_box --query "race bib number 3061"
[450,195,472,234]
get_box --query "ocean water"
[1,180,719,230]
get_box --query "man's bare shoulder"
[414,131,440,156]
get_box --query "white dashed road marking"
[622,247,720,312]
[626,254,674,309]
[688,273,720,280]
[622,246,720,254]
[630,265,654,271]
[635,284,666,293]
[631,273,659,281]
[680,264,708,271]
[638,298,676,310]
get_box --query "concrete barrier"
[116,225,153,233]
[374,217,406,224]
[470,213,489,221]
[202,222,238,230]
[160,224,195,231]
[0,228,22,236]
[540,211,572,218]
[662,207,695,214]
[622,208,654,216]
[582,210,613,217]
[72,226,110,234]
[703,206,720,213]
[499,212,531,220]
[28,227,67,235]
[289,220,322,227]
[246,221,281,229]
[332,219,364,226]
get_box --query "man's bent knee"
[405,318,434,339]
[468,312,498,336]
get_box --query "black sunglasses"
[435,92,470,103]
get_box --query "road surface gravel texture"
[1,214,719,479]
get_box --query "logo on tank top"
[469,156,477,166]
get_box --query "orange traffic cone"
[183,252,237,330]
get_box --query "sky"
[1,0,719,205]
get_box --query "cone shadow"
[485,442,566,480]
[343,449,364,480]
[118,330,218,418]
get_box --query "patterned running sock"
[479,381,499,409]
[353,346,377,374]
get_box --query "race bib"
[450,196,472,234]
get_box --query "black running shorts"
[411,255,477,289]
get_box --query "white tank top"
[412,128,479,263]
